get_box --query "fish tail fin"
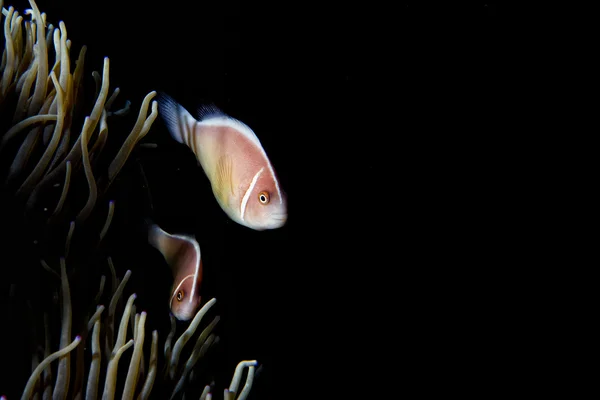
[156,91,196,145]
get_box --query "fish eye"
[176,290,184,301]
[258,191,270,205]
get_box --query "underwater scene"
[1,0,497,398]
[0,0,325,398]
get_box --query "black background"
[2,1,499,398]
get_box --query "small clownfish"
[147,223,202,321]
[156,93,288,231]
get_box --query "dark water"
[1,1,499,398]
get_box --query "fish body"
[147,222,202,321]
[157,93,287,231]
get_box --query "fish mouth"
[173,311,193,321]
[268,213,288,228]
[173,308,196,321]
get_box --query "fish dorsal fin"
[196,104,227,121]
[214,154,235,199]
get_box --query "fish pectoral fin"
[214,155,235,198]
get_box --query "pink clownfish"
[147,223,203,321]
[157,93,287,231]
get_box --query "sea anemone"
[1,1,259,398]
[13,261,256,400]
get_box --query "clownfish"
[156,93,287,231]
[147,222,202,321]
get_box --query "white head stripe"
[240,167,264,221]
[171,274,195,304]
[188,237,201,300]
[201,117,283,203]
[160,231,201,303]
